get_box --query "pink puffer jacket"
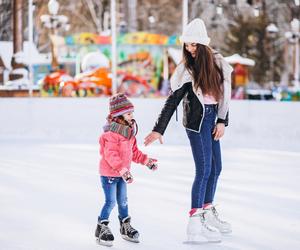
[99,131,148,177]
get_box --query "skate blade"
[207,238,222,243]
[184,235,221,244]
[121,235,139,243]
[183,240,207,245]
[220,229,232,234]
[183,239,221,244]
[96,238,113,247]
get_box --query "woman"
[144,18,233,243]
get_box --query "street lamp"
[40,0,69,70]
[266,23,279,34]
[48,0,59,15]
[148,15,156,24]
[216,4,223,15]
[291,18,300,90]
[148,14,156,33]
[253,6,260,17]
[266,23,279,86]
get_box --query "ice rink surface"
[1,98,300,249]
[1,142,299,250]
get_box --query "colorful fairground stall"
[38,32,180,97]
[224,54,255,100]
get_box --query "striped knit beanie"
[109,93,134,118]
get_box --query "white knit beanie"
[179,18,210,46]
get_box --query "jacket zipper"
[195,88,205,133]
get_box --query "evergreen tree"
[225,10,284,86]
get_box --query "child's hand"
[145,158,158,171]
[121,171,134,184]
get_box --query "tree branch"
[84,0,102,34]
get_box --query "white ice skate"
[186,208,221,243]
[204,205,232,234]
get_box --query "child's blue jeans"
[186,104,222,209]
[98,176,128,222]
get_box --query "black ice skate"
[119,216,139,243]
[95,220,114,247]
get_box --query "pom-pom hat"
[109,93,134,117]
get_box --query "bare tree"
[0,0,13,40]
[135,0,182,35]
[83,0,104,34]
[33,0,109,52]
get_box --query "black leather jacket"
[153,82,228,135]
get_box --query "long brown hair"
[183,44,224,100]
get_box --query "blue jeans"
[186,104,222,209]
[98,176,129,222]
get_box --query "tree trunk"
[10,0,24,81]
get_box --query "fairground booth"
[38,32,180,97]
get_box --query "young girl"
[144,18,233,243]
[95,93,158,247]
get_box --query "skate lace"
[100,224,112,236]
[200,213,216,232]
[211,207,226,224]
[123,222,136,234]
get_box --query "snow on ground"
[0,98,300,249]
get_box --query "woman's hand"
[144,131,163,146]
[213,123,225,140]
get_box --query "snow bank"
[0,98,299,151]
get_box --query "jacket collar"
[170,52,233,92]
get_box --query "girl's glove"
[121,171,133,184]
[145,158,158,171]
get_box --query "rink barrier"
[0,98,299,152]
